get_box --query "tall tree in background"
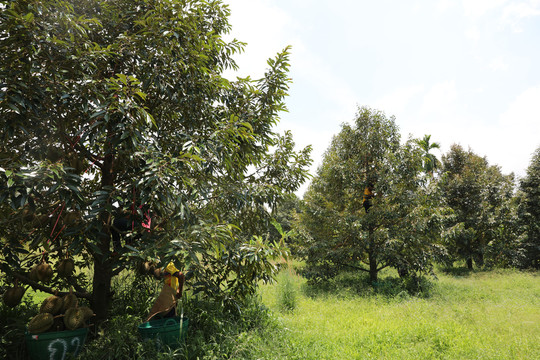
[0,0,311,321]
[438,145,515,269]
[415,134,441,176]
[518,146,540,269]
[300,107,444,283]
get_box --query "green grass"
[255,267,540,360]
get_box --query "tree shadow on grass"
[437,264,497,278]
[439,266,474,277]
[301,270,435,300]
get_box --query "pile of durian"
[27,288,94,334]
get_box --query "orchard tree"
[517,146,540,269]
[438,145,515,269]
[0,0,311,321]
[300,107,446,284]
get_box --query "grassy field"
[252,267,540,360]
[3,264,539,359]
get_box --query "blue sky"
[224,0,540,196]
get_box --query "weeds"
[276,271,298,312]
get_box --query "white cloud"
[437,0,456,12]
[419,80,458,118]
[501,0,540,31]
[462,0,509,18]
[503,0,540,18]
[496,85,540,176]
[405,83,540,178]
[224,0,296,79]
[488,57,509,71]
[462,0,540,35]
[293,44,358,118]
[373,85,425,118]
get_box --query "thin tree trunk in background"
[368,226,378,283]
[466,257,473,270]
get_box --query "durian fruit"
[64,308,85,330]
[61,288,78,313]
[135,261,147,275]
[148,262,157,275]
[40,295,63,315]
[46,147,63,163]
[2,281,25,308]
[63,211,81,226]
[153,267,163,280]
[36,261,53,283]
[78,306,95,321]
[21,208,35,223]
[136,261,155,276]
[28,313,54,334]
[29,266,39,282]
[32,214,49,228]
[64,306,94,330]
[57,258,75,278]
[63,308,82,330]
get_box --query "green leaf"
[135,91,147,100]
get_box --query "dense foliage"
[438,145,516,269]
[0,0,311,321]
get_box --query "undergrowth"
[0,271,277,360]
[0,297,39,360]
[2,267,538,359]
[77,273,276,360]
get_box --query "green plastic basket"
[25,327,88,360]
[138,316,188,350]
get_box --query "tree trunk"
[397,265,409,278]
[475,252,484,267]
[368,225,378,283]
[369,252,378,283]
[91,140,115,323]
[91,257,112,323]
[466,257,473,270]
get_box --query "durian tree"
[438,144,516,269]
[0,0,311,321]
[517,146,540,269]
[299,107,446,284]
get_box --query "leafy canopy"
[0,0,311,320]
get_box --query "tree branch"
[377,263,390,272]
[336,261,369,272]
[10,271,92,300]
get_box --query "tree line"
[284,107,539,284]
